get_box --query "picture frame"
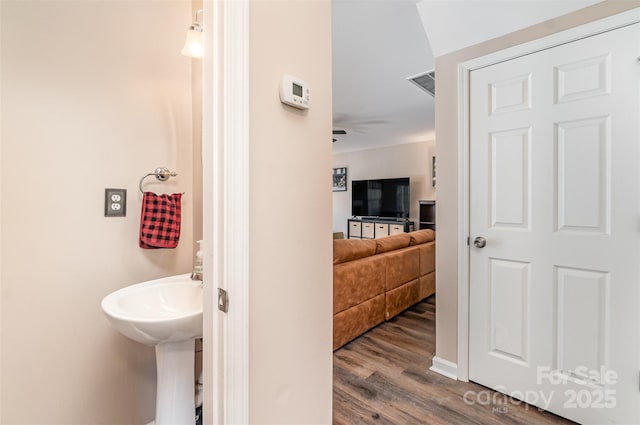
[333,167,347,192]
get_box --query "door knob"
[473,237,487,248]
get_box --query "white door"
[469,23,640,424]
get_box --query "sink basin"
[101,273,203,425]
[101,273,202,345]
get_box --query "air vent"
[407,70,435,97]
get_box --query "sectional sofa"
[332,229,436,350]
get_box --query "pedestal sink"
[101,273,202,425]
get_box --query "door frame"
[202,0,250,423]
[456,8,640,382]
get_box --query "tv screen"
[352,178,410,218]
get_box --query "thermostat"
[280,75,310,110]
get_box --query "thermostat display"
[280,75,310,109]
[292,82,303,97]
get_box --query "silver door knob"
[473,237,487,248]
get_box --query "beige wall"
[191,0,204,245]
[332,141,436,235]
[435,0,639,365]
[0,1,194,423]
[0,1,3,421]
[190,0,204,392]
[249,0,333,423]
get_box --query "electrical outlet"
[105,188,127,217]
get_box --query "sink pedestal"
[155,339,195,425]
[100,274,202,425]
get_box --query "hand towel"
[139,192,182,249]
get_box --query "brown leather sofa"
[332,229,436,350]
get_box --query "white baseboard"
[430,356,458,380]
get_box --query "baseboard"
[430,356,458,380]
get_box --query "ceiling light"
[181,9,203,59]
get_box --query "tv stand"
[359,216,408,223]
[347,217,415,239]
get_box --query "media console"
[347,217,415,239]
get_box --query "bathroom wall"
[191,0,204,244]
[0,1,194,423]
[190,0,204,395]
[332,140,436,235]
[249,0,333,423]
[0,2,3,421]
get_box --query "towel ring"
[139,167,179,193]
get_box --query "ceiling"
[331,0,604,154]
[417,0,603,58]
[332,0,434,154]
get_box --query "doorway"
[465,14,639,425]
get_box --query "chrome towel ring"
[139,167,179,193]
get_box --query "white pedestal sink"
[101,274,202,425]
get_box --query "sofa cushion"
[418,241,436,275]
[419,272,435,300]
[383,247,420,291]
[409,229,436,246]
[386,278,421,320]
[333,238,377,265]
[333,294,385,350]
[333,255,386,314]
[375,233,411,254]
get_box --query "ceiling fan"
[332,129,347,143]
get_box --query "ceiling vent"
[407,70,435,97]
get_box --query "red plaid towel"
[139,192,182,249]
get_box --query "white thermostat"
[280,74,310,109]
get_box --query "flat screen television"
[351,178,410,218]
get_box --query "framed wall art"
[333,167,347,192]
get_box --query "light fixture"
[181,9,203,59]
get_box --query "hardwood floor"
[333,296,576,425]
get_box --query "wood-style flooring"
[333,296,576,425]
